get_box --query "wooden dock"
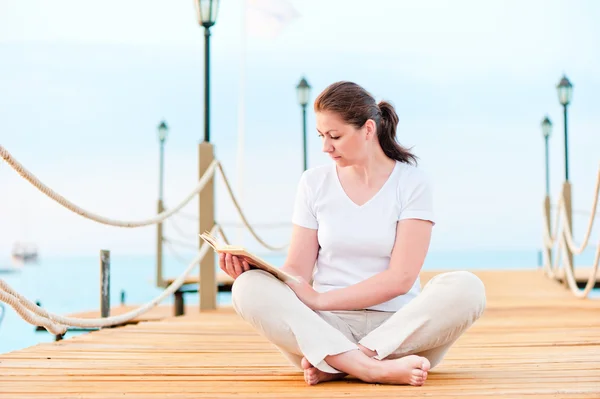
[1,269,600,398]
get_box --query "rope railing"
[541,164,600,298]
[0,145,217,228]
[214,162,288,251]
[0,224,218,335]
[1,145,287,250]
[0,143,288,334]
[559,171,600,255]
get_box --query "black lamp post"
[541,116,552,197]
[296,77,311,171]
[556,75,573,182]
[195,0,220,142]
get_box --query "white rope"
[0,225,217,334]
[542,196,563,248]
[0,144,217,228]
[559,168,600,255]
[559,233,600,298]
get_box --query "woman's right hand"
[219,252,250,279]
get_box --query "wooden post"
[562,181,574,286]
[198,142,216,310]
[543,195,552,269]
[156,199,164,287]
[100,250,110,318]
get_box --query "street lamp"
[556,75,573,182]
[194,0,220,311]
[156,120,168,288]
[296,77,311,171]
[555,74,574,280]
[157,120,168,201]
[541,116,552,197]
[194,0,220,142]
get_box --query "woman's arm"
[280,224,320,283]
[316,218,433,311]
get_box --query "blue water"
[0,248,598,354]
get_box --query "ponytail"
[377,101,418,165]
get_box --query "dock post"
[198,142,217,310]
[156,199,164,288]
[543,195,552,268]
[561,182,574,286]
[100,250,110,319]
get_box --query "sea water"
[0,248,598,354]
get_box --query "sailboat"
[11,241,38,263]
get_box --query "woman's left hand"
[286,277,322,310]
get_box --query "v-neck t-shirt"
[291,160,436,312]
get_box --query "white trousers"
[231,270,486,374]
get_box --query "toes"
[421,357,431,372]
[412,369,424,378]
[301,357,312,370]
[411,376,425,386]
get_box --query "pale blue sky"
[1,0,599,258]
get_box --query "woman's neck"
[344,147,395,186]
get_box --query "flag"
[245,0,300,39]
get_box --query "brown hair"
[314,81,417,165]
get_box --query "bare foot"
[301,357,346,386]
[358,344,377,357]
[374,355,430,386]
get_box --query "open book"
[200,232,300,283]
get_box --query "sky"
[0,0,599,259]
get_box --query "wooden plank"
[65,304,200,322]
[165,267,600,293]
[1,269,600,398]
[163,272,234,289]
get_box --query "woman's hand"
[219,252,250,279]
[286,276,322,310]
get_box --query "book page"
[199,232,299,283]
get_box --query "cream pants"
[231,270,486,374]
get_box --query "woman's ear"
[364,119,377,140]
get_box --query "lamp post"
[556,75,573,182]
[540,115,553,269]
[156,120,168,288]
[296,77,311,171]
[158,121,168,200]
[541,116,552,197]
[556,74,574,281]
[194,0,219,310]
[195,0,219,143]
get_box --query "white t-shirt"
[291,160,436,312]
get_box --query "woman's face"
[316,111,375,167]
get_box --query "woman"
[219,81,486,386]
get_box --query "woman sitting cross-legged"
[219,81,486,386]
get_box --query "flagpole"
[236,0,247,246]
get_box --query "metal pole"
[100,250,110,318]
[156,139,165,287]
[302,104,307,171]
[563,104,569,182]
[544,135,550,197]
[204,27,211,142]
[156,199,164,287]
[159,141,165,201]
